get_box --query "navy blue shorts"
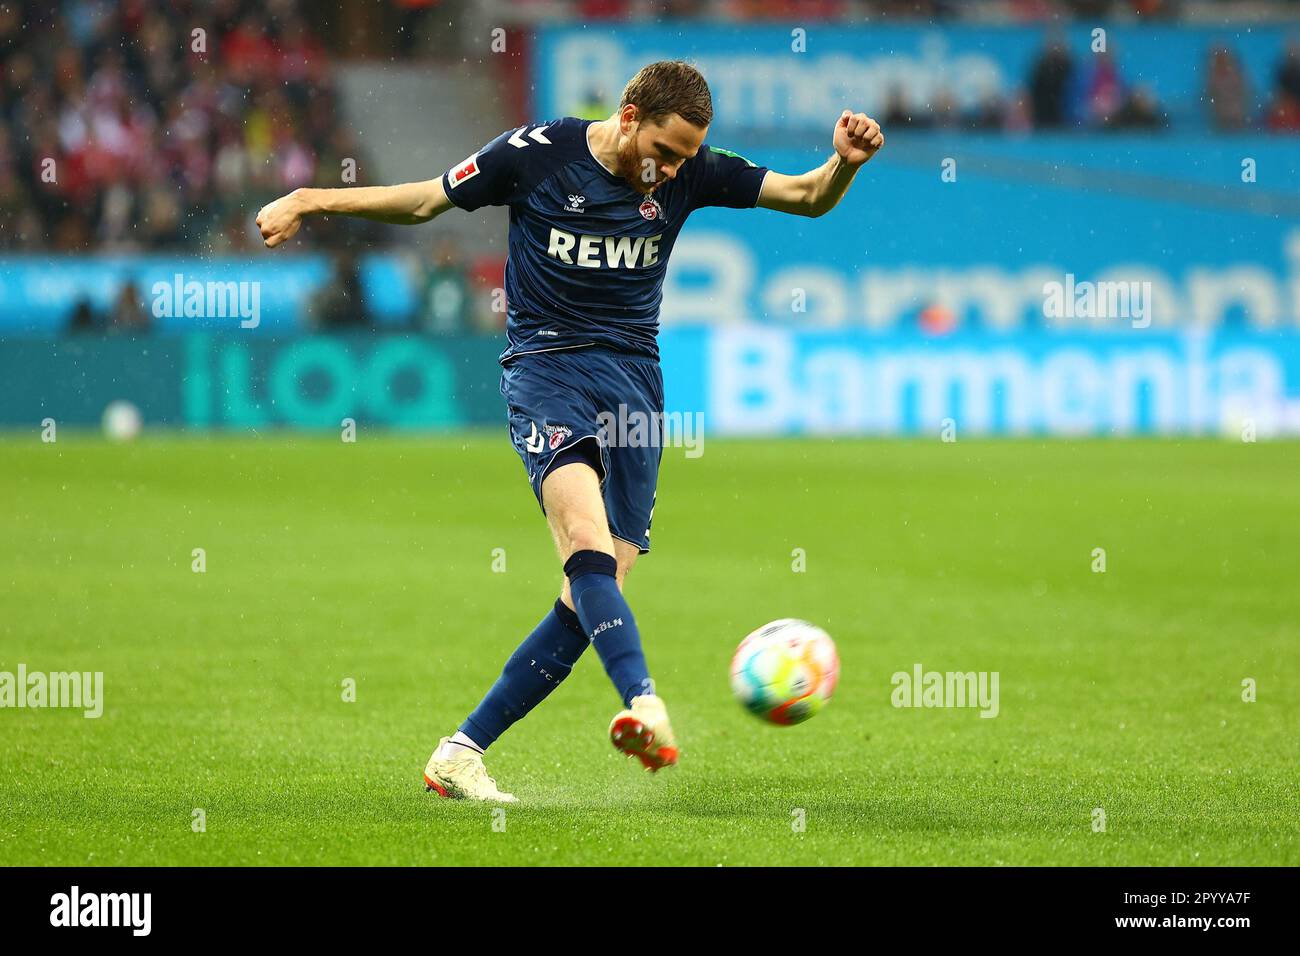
[501,348,664,553]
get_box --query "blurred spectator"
[1125,0,1182,18]
[1278,39,1300,104]
[1205,45,1251,131]
[1061,0,1113,17]
[67,298,100,334]
[882,86,931,129]
[579,0,636,16]
[417,240,472,336]
[1028,40,1074,128]
[930,88,961,130]
[725,0,849,17]
[108,281,151,334]
[1109,86,1166,130]
[1264,89,1300,132]
[394,0,437,57]
[1266,40,1300,132]
[1004,89,1034,132]
[875,83,1009,131]
[1077,50,1126,127]
[307,251,373,330]
[874,0,957,17]
[966,91,1007,130]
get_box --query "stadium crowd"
[0,0,373,254]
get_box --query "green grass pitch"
[1,434,1297,866]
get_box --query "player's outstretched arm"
[256,179,454,248]
[757,110,884,218]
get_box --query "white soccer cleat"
[423,737,518,803]
[609,694,679,772]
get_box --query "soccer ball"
[102,400,142,442]
[730,619,839,725]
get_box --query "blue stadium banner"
[671,137,1298,335]
[658,327,1300,437]
[534,22,1296,133]
[0,255,419,334]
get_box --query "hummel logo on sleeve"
[508,125,552,148]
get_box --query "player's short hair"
[620,60,713,128]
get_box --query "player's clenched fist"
[255,190,308,248]
[833,110,884,166]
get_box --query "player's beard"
[616,135,660,195]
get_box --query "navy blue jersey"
[440,117,769,363]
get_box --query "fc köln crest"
[638,197,662,221]
[544,423,573,449]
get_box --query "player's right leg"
[543,460,678,772]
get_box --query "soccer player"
[256,61,883,802]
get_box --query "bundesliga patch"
[638,197,662,221]
[544,424,573,449]
[448,152,480,188]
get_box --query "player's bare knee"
[561,516,612,557]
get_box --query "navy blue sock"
[564,550,652,708]
[461,599,589,750]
